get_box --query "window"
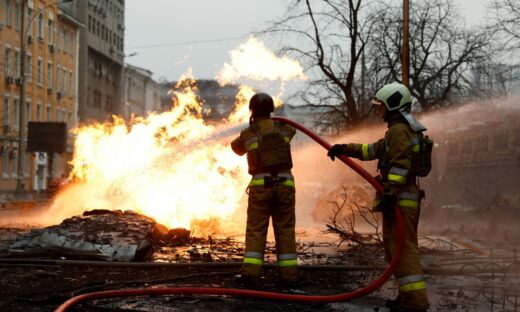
[62,29,67,52]
[5,47,11,77]
[62,68,66,93]
[96,20,100,37]
[4,96,10,126]
[37,58,42,84]
[27,8,33,36]
[46,105,51,121]
[93,90,101,108]
[70,32,75,53]
[13,98,19,129]
[12,143,18,177]
[6,0,12,27]
[14,49,20,78]
[38,10,44,39]
[15,2,21,31]
[56,65,60,93]
[68,112,72,128]
[37,102,42,121]
[24,151,29,176]
[88,15,92,32]
[47,62,53,89]
[48,19,54,45]
[2,145,9,176]
[26,54,33,82]
[26,100,32,125]
[69,72,73,96]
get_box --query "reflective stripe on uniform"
[278,253,298,260]
[362,144,369,160]
[244,257,263,265]
[244,251,264,265]
[398,191,420,208]
[362,143,376,160]
[245,137,258,151]
[398,274,426,292]
[278,259,298,266]
[410,136,420,153]
[250,178,295,188]
[388,167,408,184]
[249,173,295,188]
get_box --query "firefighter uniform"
[231,116,298,283]
[339,116,429,310]
[328,83,430,311]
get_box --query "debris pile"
[8,209,171,261]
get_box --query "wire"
[125,35,250,50]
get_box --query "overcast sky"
[124,0,490,82]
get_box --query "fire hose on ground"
[54,117,405,312]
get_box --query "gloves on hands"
[328,144,346,161]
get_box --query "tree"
[492,0,520,51]
[370,0,491,111]
[268,0,382,131]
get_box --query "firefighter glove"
[379,194,397,212]
[328,144,346,161]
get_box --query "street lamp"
[16,0,73,194]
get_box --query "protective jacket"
[339,114,430,310]
[231,117,298,283]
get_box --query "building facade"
[0,0,80,192]
[60,0,125,123]
[124,64,160,120]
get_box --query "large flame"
[47,37,306,235]
[216,36,307,86]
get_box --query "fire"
[46,38,306,235]
[216,36,307,86]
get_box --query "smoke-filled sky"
[125,0,489,81]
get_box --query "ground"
[1,245,520,311]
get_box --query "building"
[0,0,81,192]
[159,79,239,121]
[124,64,160,120]
[60,0,125,123]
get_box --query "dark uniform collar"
[384,111,408,128]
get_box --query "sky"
[124,0,490,82]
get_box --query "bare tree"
[370,0,491,110]
[492,0,520,51]
[268,0,382,131]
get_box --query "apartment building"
[60,0,125,123]
[0,0,80,192]
[124,64,160,120]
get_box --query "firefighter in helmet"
[231,93,298,287]
[328,83,430,312]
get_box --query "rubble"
[7,209,168,261]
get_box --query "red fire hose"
[54,117,404,312]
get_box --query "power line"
[125,35,251,50]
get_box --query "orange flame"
[46,39,307,235]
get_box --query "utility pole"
[402,0,410,87]
[16,0,28,194]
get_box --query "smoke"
[298,94,520,240]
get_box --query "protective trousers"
[383,188,430,310]
[242,184,298,283]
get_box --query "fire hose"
[54,117,405,312]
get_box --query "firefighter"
[327,83,430,312]
[231,92,298,287]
